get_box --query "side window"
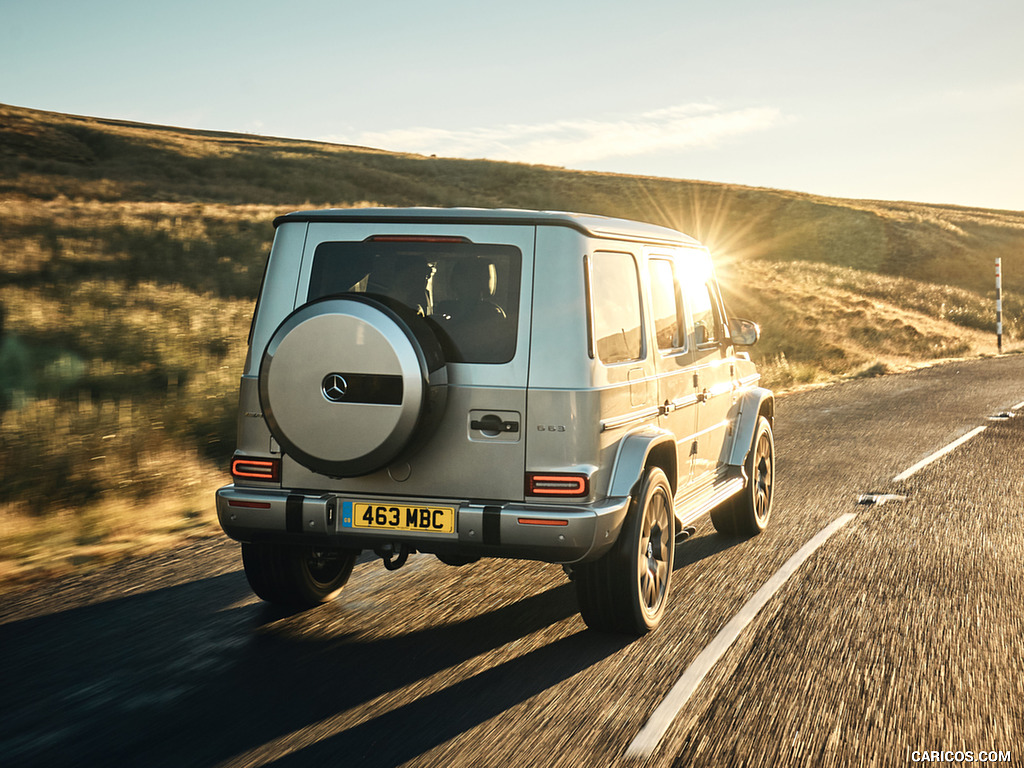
[691,282,722,346]
[648,258,685,352]
[591,251,644,364]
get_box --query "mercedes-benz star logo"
[321,373,348,403]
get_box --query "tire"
[575,467,675,634]
[258,294,447,478]
[710,415,774,536]
[241,542,358,607]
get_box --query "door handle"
[471,417,519,433]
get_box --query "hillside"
[2,101,1023,581]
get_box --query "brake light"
[525,473,589,497]
[367,235,469,243]
[231,457,281,482]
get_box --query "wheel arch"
[727,386,775,468]
[607,426,679,500]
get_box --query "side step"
[673,473,746,531]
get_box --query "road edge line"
[624,512,856,761]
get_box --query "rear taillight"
[231,457,281,482]
[525,473,589,497]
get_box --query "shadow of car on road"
[0,562,631,768]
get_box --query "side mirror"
[694,323,709,346]
[728,317,760,346]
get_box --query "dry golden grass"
[1,101,1022,588]
[0,476,226,585]
[720,261,1002,389]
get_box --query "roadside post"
[996,257,1003,354]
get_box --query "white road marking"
[891,426,987,483]
[626,419,999,759]
[624,512,856,761]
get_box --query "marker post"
[996,257,1003,354]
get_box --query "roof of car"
[273,207,702,247]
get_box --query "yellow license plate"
[343,502,456,534]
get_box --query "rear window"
[648,258,685,352]
[590,251,644,364]
[307,239,521,364]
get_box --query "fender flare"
[727,387,775,468]
[607,425,679,500]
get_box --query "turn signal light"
[231,457,281,482]
[525,473,589,497]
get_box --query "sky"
[2,0,1023,211]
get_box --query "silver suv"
[216,208,774,634]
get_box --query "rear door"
[282,221,536,501]
[646,252,698,493]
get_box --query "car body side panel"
[526,229,668,502]
[236,374,273,454]
[246,222,308,377]
[524,226,591,390]
[525,387,604,496]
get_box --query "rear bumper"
[216,485,631,564]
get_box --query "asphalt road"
[2,356,1023,768]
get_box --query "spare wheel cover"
[259,295,446,477]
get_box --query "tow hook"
[376,542,413,571]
